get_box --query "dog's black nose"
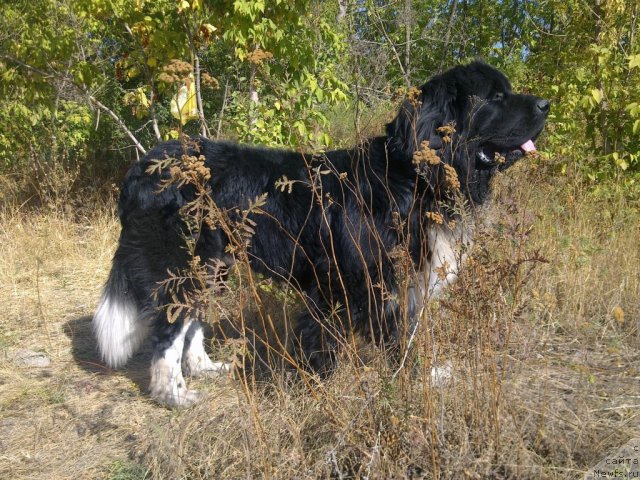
[537,99,550,114]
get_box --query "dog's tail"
[93,256,148,368]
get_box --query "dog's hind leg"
[294,308,338,376]
[183,321,232,378]
[149,317,201,408]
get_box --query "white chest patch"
[426,221,473,297]
[407,220,474,312]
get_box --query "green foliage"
[0,0,638,196]
[219,0,348,146]
[341,0,639,187]
[522,0,640,182]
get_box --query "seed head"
[426,211,444,224]
[443,164,460,190]
[412,141,441,166]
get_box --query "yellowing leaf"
[293,120,306,135]
[170,78,198,125]
[591,88,603,104]
[136,88,149,107]
[164,129,180,140]
[612,152,629,170]
[126,66,141,79]
[202,23,216,33]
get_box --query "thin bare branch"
[369,7,408,86]
[193,51,210,138]
[2,54,148,155]
[439,0,458,70]
[216,79,230,140]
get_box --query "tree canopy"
[1,0,638,192]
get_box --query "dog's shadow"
[63,315,153,391]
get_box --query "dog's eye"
[492,92,505,101]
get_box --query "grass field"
[0,158,638,479]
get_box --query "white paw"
[184,354,233,379]
[151,386,202,408]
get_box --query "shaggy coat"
[93,62,549,406]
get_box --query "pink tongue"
[520,139,536,152]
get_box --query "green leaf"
[294,120,306,135]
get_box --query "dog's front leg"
[183,321,232,378]
[149,318,202,408]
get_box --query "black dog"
[93,62,548,407]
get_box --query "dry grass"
[0,159,638,479]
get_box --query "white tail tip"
[92,292,145,368]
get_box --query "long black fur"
[94,62,548,404]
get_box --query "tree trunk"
[593,0,608,154]
[193,52,210,138]
[337,0,348,24]
[440,0,458,70]
[404,0,412,86]
[249,45,260,126]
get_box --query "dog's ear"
[386,76,458,158]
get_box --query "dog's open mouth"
[476,139,536,169]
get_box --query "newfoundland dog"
[93,62,549,407]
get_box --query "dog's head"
[387,61,549,204]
